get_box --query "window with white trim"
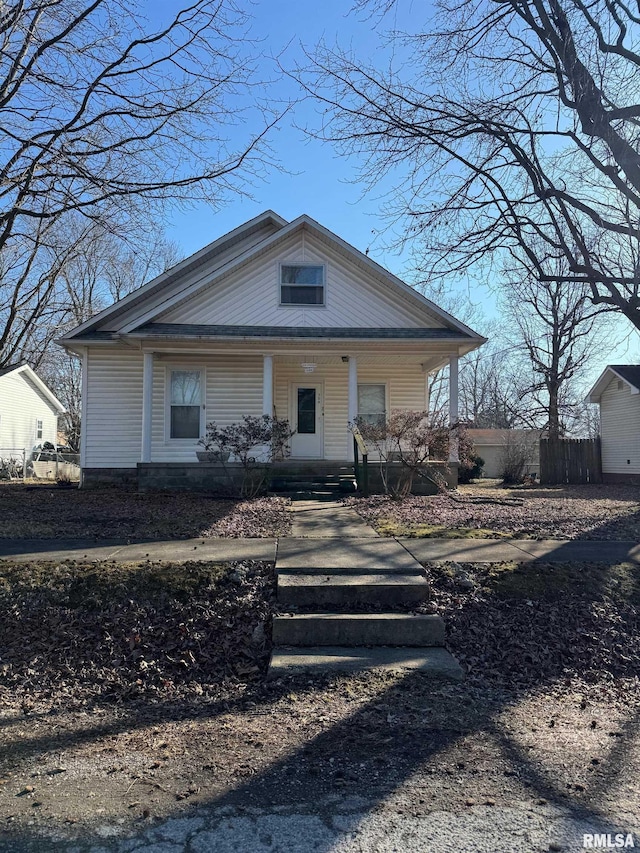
[169,370,202,439]
[36,419,43,439]
[358,384,386,426]
[280,264,325,306]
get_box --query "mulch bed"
[0,484,291,539]
[347,483,640,539]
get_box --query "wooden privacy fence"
[539,438,602,485]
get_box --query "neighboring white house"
[0,363,65,456]
[588,365,640,483]
[466,429,543,479]
[58,211,486,489]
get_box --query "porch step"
[270,476,356,494]
[272,613,445,647]
[268,646,463,680]
[277,571,429,607]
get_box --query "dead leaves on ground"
[0,559,275,711]
[348,484,640,540]
[0,485,291,540]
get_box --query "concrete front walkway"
[0,536,638,564]
[289,498,378,537]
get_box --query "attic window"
[618,380,624,390]
[280,264,325,306]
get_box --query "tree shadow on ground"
[0,668,636,852]
[0,483,289,541]
[0,497,638,849]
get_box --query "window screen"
[170,370,201,439]
[358,384,386,426]
[280,265,324,305]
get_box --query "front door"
[290,384,323,458]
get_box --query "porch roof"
[75,322,476,342]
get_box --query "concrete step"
[271,478,356,494]
[277,571,429,607]
[268,646,463,680]
[276,539,423,573]
[272,613,445,647]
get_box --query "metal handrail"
[351,425,369,497]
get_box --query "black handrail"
[351,426,369,497]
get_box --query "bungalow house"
[0,363,66,477]
[588,365,640,483]
[58,212,486,489]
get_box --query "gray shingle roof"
[127,323,471,340]
[610,365,640,391]
[0,361,27,378]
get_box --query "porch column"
[348,355,358,461]
[141,351,153,463]
[448,353,459,463]
[262,354,274,417]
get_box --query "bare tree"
[458,340,524,428]
[0,0,278,366]
[298,0,640,330]
[502,256,611,438]
[36,223,182,447]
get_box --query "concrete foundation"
[81,459,458,494]
[81,467,138,489]
[602,471,640,484]
[137,462,251,494]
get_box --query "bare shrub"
[199,415,294,498]
[355,410,474,498]
[498,435,529,485]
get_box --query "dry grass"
[0,482,291,539]
[348,482,640,539]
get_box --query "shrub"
[199,415,294,498]
[354,410,473,498]
[498,434,529,485]
[458,453,484,484]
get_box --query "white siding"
[274,358,427,460]
[84,348,144,467]
[157,231,444,330]
[99,221,281,332]
[600,377,640,474]
[0,371,58,451]
[150,354,263,462]
[83,349,432,466]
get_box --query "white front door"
[290,384,323,458]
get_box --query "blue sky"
[151,0,639,370]
[159,0,417,276]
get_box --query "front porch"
[137,345,462,464]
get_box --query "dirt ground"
[0,676,638,849]
[348,482,640,539]
[0,555,638,848]
[0,483,291,539]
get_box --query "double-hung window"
[357,384,386,427]
[169,370,202,439]
[280,264,325,306]
[36,419,43,440]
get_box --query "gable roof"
[0,363,66,414]
[59,212,486,346]
[61,210,286,341]
[587,365,640,402]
